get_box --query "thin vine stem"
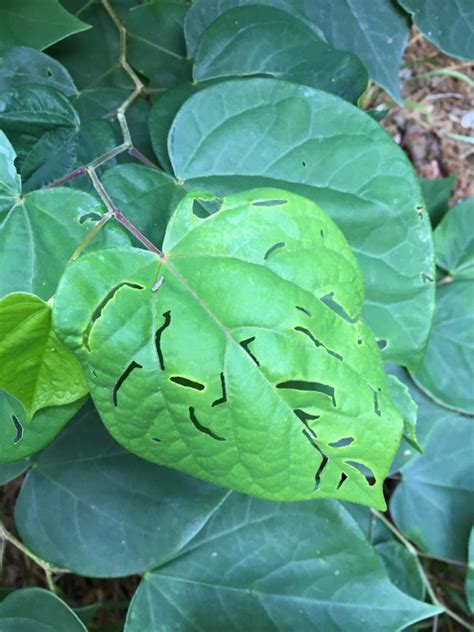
[0,521,67,593]
[114,210,164,256]
[371,510,473,630]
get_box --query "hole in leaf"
[277,380,336,407]
[295,326,343,361]
[11,415,23,444]
[79,211,103,224]
[239,337,260,365]
[320,229,324,238]
[152,437,161,443]
[47,68,53,77]
[369,385,381,417]
[357,338,363,345]
[170,376,205,391]
[192,198,221,217]
[84,282,144,350]
[421,273,433,283]
[189,407,225,441]
[376,339,387,350]
[337,472,348,490]
[416,204,423,219]
[302,161,306,167]
[294,409,320,424]
[155,311,171,370]
[264,241,285,260]
[329,437,354,448]
[113,361,143,406]
[252,199,288,207]
[212,373,227,407]
[296,305,312,317]
[346,460,376,486]
[320,292,358,323]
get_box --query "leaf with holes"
[0,293,87,421]
[53,188,403,509]
[192,5,368,103]
[434,198,474,280]
[166,77,435,366]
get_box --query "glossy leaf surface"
[434,198,474,280]
[193,5,368,103]
[54,189,403,508]
[125,493,439,631]
[0,293,87,420]
[167,78,435,365]
[0,0,89,51]
[410,281,474,414]
[0,588,86,632]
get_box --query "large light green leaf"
[387,373,420,452]
[53,189,403,508]
[184,0,410,102]
[193,5,368,103]
[0,588,86,632]
[14,403,229,577]
[390,412,474,562]
[123,0,192,89]
[0,131,128,301]
[0,293,87,420]
[166,78,435,366]
[419,175,456,227]
[434,198,474,280]
[0,390,84,463]
[0,0,89,51]
[101,164,186,248]
[0,47,77,96]
[397,0,474,61]
[410,281,474,414]
[124,493,439,631]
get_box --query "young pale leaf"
[434,198,474,280]
[124,493,440,632]
[192,5,368,103]
[0,588,87,632]
[185,0,409,102]
[53,189,403,509]
[0,0,90,51]
[0,293,87,420]
[0,47,78,96]
[410,281,474,414]
[166,77,435,366]
[397,0,474,61]
[391,412,474,562]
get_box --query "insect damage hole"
[277,380,336,407]
[295,326,343,361]
[189,407,225,442]
[320,292,358,324]
[239,337,260,365]
[346,461,376,486]
[264,241,285,260]
[337,472,348,490]
[11,415,23,444]
[155,311,171,370]
[252,199,288,207]
[113,361,143,406]
[296,305,312,317]
[369,385,381,417]
[329,437,354,448]
[212,373,227,407]
[170,376,205,391]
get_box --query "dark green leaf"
[0,293,87,420]
[375,541,425,600]
[0,0,89,51]
[124,494,439,631]
[53,189,403,508]
[185,0,410,102]
[434,198,474,280]
[193,5,368,103]
[467,529,474,613]
[397,0,474,61]
[0,588,86,632]
[101,164,186,248]
[419,175,456,227]
[0,458,29,484]
[14,402,229,576]
[166,78,435,366]
[410,281,474,414]
[0,47,77,96]
[390,412,474,562]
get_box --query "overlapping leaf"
[419,175,456,227]
[53,189,402,508]
[166,78,435,366]
[435,198,474,280]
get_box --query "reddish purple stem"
[114,210,164,257]
[44,167,86,188]
[128,147,159,169]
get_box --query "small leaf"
[397,0,474,61]
[0,588,87,632]
[434,198,474,280]
[124,494,440,631]
[193,5,368,103]
[410,281,474,414]
[0,293,88,420]
[0,0,90,51]
[53,189,403,509]
[390,411,474,562]
[419,175,456,227]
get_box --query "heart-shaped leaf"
[434,198,474,280]
[0,293,87,420]
[53,189,403,509]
